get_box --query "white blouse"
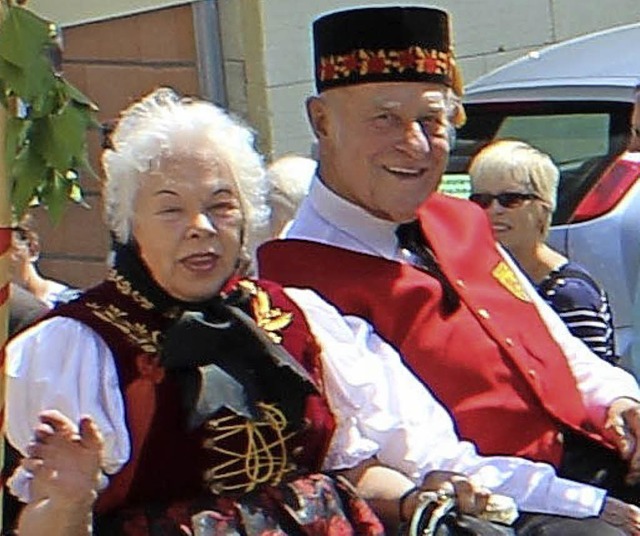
[6,286,609,519]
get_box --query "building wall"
[35,4,200,288]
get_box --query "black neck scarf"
[112,242,318,432]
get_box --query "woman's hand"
[600,497,640,535]
[23,409,104,506]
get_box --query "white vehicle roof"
[465,22,640,104]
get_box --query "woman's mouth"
[181,252,218,272]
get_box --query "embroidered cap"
[313,6,455,93]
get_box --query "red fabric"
[258,193,611,466]
[49,276,336,516]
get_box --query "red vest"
[258,193,609,466]
[50,273,335,514]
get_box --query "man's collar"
[308,177,401,259]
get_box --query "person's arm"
[338,459,489,532]
[4,317,130,503]
[18,411,104,536]
[284,287,607,518]
[500,248,640,480]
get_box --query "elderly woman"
[468,139,617,364]
[9,90,640,536]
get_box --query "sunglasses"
[469,192,540,209]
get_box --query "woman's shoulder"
[538,261,605,309]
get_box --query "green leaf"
[40,170,69,224]
[5,115,31,173]
[0,6,51,69]
[11,144,46,218]
[31,103,89,170]
[63,79,99,111]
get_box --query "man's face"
[309,82,451,222]
[629,93,640,152]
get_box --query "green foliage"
[0,3,98,224]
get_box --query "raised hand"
[23,409,104,506]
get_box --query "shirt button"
[456,279,465,288]
[528,369,537,379]
[556,432,564,445]
[292,446,304,458]
[505,337,514,346]
[478,308,490,319]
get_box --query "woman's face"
[471,173,546,254]
[131,147,244,302]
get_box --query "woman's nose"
[188,212,216,236]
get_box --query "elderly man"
[259,5,640,533]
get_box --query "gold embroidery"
[202,402,296,493]
[491,261,531,302]
[87,302,162,353]
[237,280,293,344]
[106,270,154,310]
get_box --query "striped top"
[537,261,617,364]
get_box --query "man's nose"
[395,121,430,157]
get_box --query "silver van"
[442,22,640,374]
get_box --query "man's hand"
[22,410,104,507]
[419,470,490,516]
[601,497,640,535]
[605,398,640,484]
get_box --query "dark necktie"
[395,221,460,314]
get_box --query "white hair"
[102,87,269,257]
[267,154,316,237]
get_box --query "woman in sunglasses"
[468,139,617,364]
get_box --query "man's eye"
[372,113,397,128]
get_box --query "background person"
[468,139,617,364]
[629,83,640,152]
[266,153,316,238]
[257,6,640,530]
[10,213,78,308]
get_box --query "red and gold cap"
[313,6,455,93]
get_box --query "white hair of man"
[102,87,269,258]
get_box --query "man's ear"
[306,96,330,139]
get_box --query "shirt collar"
[308,176,401,259]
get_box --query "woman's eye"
[158,206,182,215]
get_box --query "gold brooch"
[238,280,293,344]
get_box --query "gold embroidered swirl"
[107,269,154,310]
[202,402,296,493]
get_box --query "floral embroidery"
[107,269,154,310]
[87,302,162,353]
[237,280,293,344]
[318,46,453,83]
